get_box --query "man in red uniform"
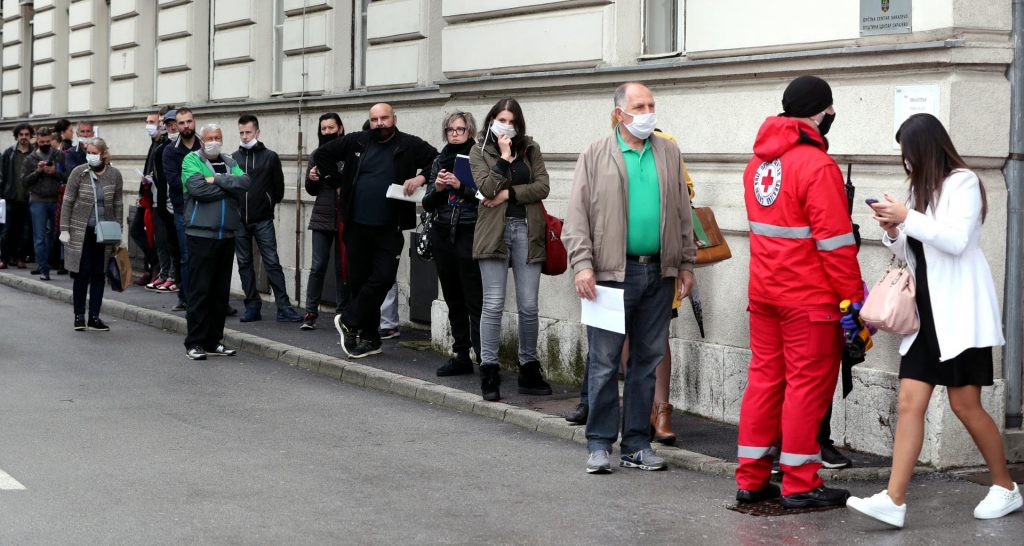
[735,76,865,508]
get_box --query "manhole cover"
[726,498,844,517]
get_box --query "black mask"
[368,127,384,141]
[38,144,51,154]
[818,113,836,136]
[318,132,339,148]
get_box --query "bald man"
[312,103,437,358]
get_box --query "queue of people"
[0,77,1019,528]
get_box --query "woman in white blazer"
[846,114,1021,528]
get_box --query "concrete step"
[1006,427,1024,463]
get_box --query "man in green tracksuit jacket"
[180,123,250,361]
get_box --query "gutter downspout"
[1004,0,1024,429]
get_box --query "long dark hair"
[317,112,344,139]
[479,97,527,157]
[895,113,987,222]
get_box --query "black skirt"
[899,237,994,387]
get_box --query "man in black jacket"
[0,123,35,269]
[22,127,66,280]
[313,103,437,358]
[163,108,202,311]
[232,114,302,323]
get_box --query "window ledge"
[638,51,684,62]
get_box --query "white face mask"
[146,124,159,138]
[204,140,222,157]
[168,131,179,141]
[489,120,517,140]
[240,138,258,150]
[904,159,912,173]
[619,108,657,140]
[86,153,103,168]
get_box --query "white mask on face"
[240,138,258,150]
[204,140,222,157]
[489,120,517,140]
[619,108,657,140]
[86,153,103,168]
[168,131,179,141]
[145,124,159,138]
[904,159,912,173]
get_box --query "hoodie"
[743,116,862,307]
[231,141,285,224]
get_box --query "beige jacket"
[563,130,696,282]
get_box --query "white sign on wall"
[893,85,940,149]
[860,0,912,36]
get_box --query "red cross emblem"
[753,159,782,207]
[760,169,775,193]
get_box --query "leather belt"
[626,254,660,264]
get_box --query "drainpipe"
[1004,0,1024,429]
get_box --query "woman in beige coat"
[59,138,123,331]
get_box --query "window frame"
[640,0,685,60]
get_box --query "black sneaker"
[517,360,552,395]
[206,344,237,357]
[565,403,589,425]
[480,365,501,401]
[821,442,853,469]
[347,339,382,359]
[186,346,207,361]
[379,327,400,340]
[334,315,357,356]
[56,268,68,275]
[436,355,474,377]
[30,268,41,275]
[172,301,187,312]
[300,312,317,330]
[73,314,86,331]
[87,317,110,331]
[736,484,781,504]
[39,272,51,281]
[780,486,851,509]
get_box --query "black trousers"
[1,201,32,262]
[184,236,235,350]
[72,228,106,318]
[342,222,403,343]
[431,223,482,361]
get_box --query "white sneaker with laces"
[846,489,906,528]
[974,482,1023,520]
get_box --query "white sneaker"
[974,482,1023,520]
[847,490,906,528]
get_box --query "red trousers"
[736,300,842,496]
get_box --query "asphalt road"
[0,284,1021,545]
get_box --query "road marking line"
[0,468,26,490]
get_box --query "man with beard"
[313,103,437,358]
[163,108,202,311]
[0,123,36,269]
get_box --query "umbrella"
[689,276,705,338]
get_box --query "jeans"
[379,283,399,330]
[342,222,403,344]
[184,236,235,349]
[304,229,349,315]
[155,209,178,280]
[0,201,32,263]
[432,223,482,360]
[235,219,292,310]
[72,228,107,317]
[585,261,674,454]
[478,217,541,366]
[173,211,189,303]
[29,201,56,273]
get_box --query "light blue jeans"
[478,217,541,366]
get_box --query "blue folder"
[453,154,477,192]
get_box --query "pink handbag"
[860,259,919,335]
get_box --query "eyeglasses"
[445,127,467,135]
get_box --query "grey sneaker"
[334,314,357,356]
[620,448,666,471]
[586,450,612,474]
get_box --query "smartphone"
[864,198,879,206]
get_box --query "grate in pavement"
[726,498,844,517]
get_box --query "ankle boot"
[518,360,552,395]
[480,364,501,401]
[651,402,677,446]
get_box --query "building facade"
[1,0,1020,468]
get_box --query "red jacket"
[744,117,862,307]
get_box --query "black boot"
[517,361,552,395]
[780,486,850,508]
[437,353,474,377]
[480,364,501,401]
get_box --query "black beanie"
[781,76,833,118]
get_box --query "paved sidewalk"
[0,268,901,479]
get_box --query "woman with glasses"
[423,112,483,377]
[58,138,123,331]
[470,97,552,401]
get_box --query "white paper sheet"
[580,286,626,334]
[385,184,426,203]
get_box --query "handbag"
[91,173,121,246]
[414,210,434,261]
[106,246,132,292]
[692,207,731,266]
[539,202,567,276]
[860,258,919,335]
